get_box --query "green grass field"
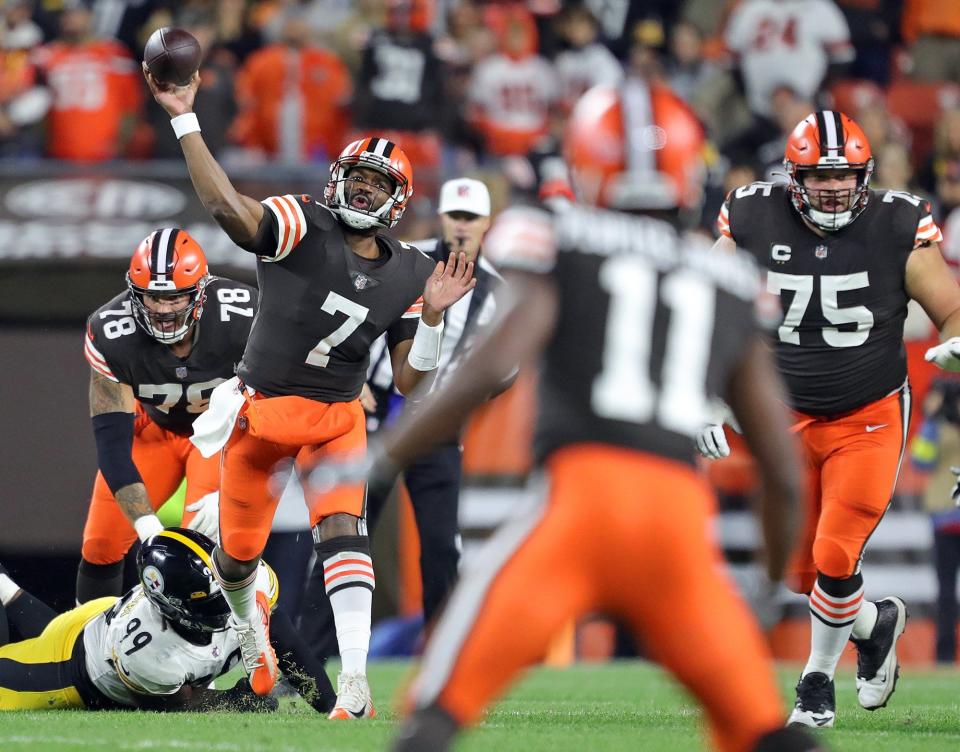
[1,661,959,751]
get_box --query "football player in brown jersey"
[144,67,476,716]
[304,81,822,752]
[700,110,960,727]
[79,229,257,604]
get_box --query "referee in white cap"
[300,177,511,657]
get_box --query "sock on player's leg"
[316,535,374,675]
[803,571,864,679]
[75,559,123,604]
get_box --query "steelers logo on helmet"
[325,137,414,230]
[784,110,874,231]
[126,228,210,343]
[137,528,231,633]
[142,565,164,595]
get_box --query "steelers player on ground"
[78,229,257,604]
[304,81,822,752]
[698,110,960,727]
[143,65,476,717]
[0,529,337,712]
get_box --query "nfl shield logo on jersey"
[815,244,829,259]
[352,272,377,291]
[175,366,188,380]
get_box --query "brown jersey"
[85,278,257,436]
[237,194,435,401]
[484,200,762,466]
[718,183,942,415]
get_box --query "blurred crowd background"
[5,0,960,665]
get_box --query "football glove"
[695,424,730,460]
[184,492,219,542]
[925,337,960,372]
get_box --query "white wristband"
[407,317,444,371]
[170,112,200,140]
[134,514,164,542]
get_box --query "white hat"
[437,178,490,217]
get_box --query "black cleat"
[787,672,835,728]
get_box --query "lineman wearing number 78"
[144,64,475,718]
[79,229,257,605]
[698,110,960,728]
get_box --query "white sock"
[330,589,372,674]
[0,574,21,606]
[850,600,878,640]
[803,577,863,679]
[212,558,259,624]
[324,550,375,676]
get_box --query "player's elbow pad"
[92,412,143,493]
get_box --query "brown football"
[143,27,202,87]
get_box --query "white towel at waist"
[190,376,252,458]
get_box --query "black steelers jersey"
[85,278,258,436]
[719,183,942,415]
[237,194,435,402]
[484,201,762,466]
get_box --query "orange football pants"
[787,389,908,594]
[81,405,215,564]
[411,444,785,752]
[218,392,366,561]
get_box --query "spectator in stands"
[834,0,900,84]
[147,11,239,159]
[909,378,960,663]
[231,8,351,164]
[552,2,623,114]
[902,0,960,82]
[663,19,716,105]
[854,97,912,162]
[721,84,815,182]
[434,0,496,167]
[30,1,142,162]
[352,0,445,174]
[466,4,558,159]
[724,0,854,119]
[0,3,48,157]
[872,141,922,195]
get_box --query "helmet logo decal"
[142,565,164,595]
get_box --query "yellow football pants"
[0,597,116,710]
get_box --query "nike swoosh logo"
[866,424,887,432]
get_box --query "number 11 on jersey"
[591,256,715,435]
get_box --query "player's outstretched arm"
[726,337,802,582]
[385,271,555,468]
[142,66,263,246]
[391,251,477,396]
[89,370,161,540]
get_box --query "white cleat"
[229,591,278,696]
[852,596,908,710]
[328,671,376,720]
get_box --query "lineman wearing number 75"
[79,229,257,605]
[144,64,475,719]
[698,110,960,728]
